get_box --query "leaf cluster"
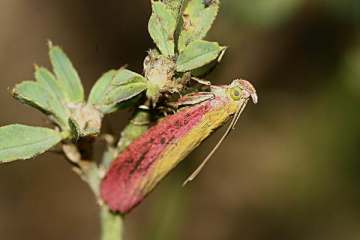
[0,0,225,178]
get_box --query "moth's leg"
[191,77,211,86]
[174,92,215,107]
[177,73,211,88]
[178,72,192,85]
[182,77,212,93]
[156,106,176,116]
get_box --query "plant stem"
[101,205,124,240]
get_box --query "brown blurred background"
[0,0,360,239]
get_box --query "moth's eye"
[229,87,242,101]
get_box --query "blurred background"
[0,0,359,239]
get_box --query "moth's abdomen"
[100,102,213,213]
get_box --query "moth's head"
[227,79,258,104]
[210,79,257,109]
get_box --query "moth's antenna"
[232,100,248,130]
[183,99,249,186]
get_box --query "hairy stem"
[101,206,124,240]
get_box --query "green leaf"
[12,81,69,129]
[49,43,84,103]
[105,79,148,106]
[163,0,185,19]
[88,70,117,105]
[176,40,225,72]
[100,95,143,115]
[0,124,62,163]
[178,0,220,52]
[148,1,177,56]
[89,69,147,114]
[34,66,66,103]
[113,69,146,85]
[34,66,70,128]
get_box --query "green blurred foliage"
[224,0,303,27]
[322,0,360,21]
[343,41,360,95]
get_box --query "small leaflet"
[49,43,84,103]
[176,40,225,72]
[12,81,69,129]
[89,69,148,114]
[177,0,220,52]
[0,124,63,163]
[148,1,177,56]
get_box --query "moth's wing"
[101,120,174,213]
[100,138,156,213]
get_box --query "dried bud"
[69,103,103,137]
[143,50,177,103]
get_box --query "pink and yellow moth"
[100,79,257,213]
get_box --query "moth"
[100,79,257,213]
